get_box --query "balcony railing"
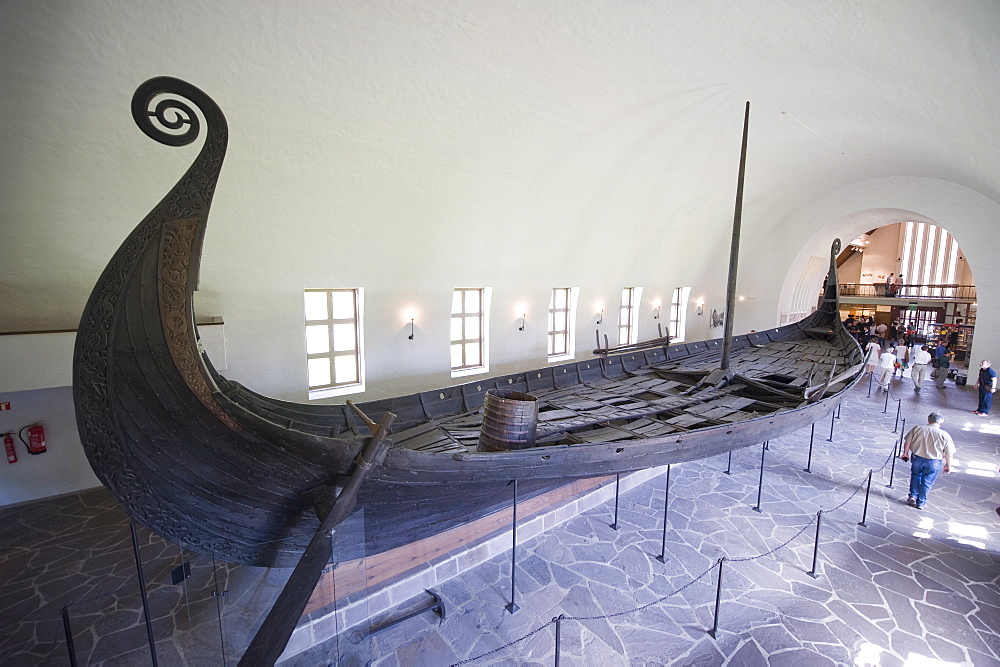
[838,283,976,301]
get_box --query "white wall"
[839,251,863,284]
[857,225,902,285]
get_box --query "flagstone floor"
[2,372,999,666]
[294,373,1000,666]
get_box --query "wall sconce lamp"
[518,314,526,331]
[408,318,415,340]
[696,300,705,316]
[596,309,604,325]
[653,306,661,320]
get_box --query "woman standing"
[864,337,882,375]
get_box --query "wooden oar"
[238,403,396,666]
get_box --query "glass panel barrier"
[54,510,373,666]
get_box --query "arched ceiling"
[2,0,999,394]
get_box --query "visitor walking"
[932,350,951,388]
[877,346,896,392]
[910,345,932,392]
[901,412,955,510]
[973,360,997,416]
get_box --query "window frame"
[618,287,643,345]
[668,286,691,342]
[547,287,579,362]
[450,287,491,378]
[305,288,365,399]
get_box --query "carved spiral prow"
[131,76,225,148]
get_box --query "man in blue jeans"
[901,412,955,510]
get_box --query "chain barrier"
[454,429,887,665]
[450,620,555,665]
[566,561,718,622]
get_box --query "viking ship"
[74,77,862,660]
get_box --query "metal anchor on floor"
[350,589,446,643]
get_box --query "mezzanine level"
[838,283,976,306]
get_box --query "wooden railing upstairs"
[838,284,976,301]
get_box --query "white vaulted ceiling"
[1,0,998,399]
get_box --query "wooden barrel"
[478,389,538,452]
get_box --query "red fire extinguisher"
[19,423,47,455]
[4,433,16,464]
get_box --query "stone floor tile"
[926,633,972,664]
[766,646,837,666]
[925,588,978,615]
[917,601,991,656]
[969,648,1000,667]
[975,628,1000,660]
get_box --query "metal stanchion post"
[707,557,725,639]
[858,470,873,528]
[867,371,873,398]
[752,442,765,513]
[506,480,519,614]
[804,424,815,473]
[130,523,159,666]
[553,615,564,666]
[837,404,842,419]
[807,510,822,579]
[888,418,906,489]
[656,464,671,563]
[610,473,620,530]
[883,384,890,413]
[894,399,901,433]
[724,450,732,475]
[886,441,898,489]
[61,603,78,667]
[827,410,835,442]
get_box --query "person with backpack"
[932,349,952,388]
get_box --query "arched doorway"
[834,222,976,369]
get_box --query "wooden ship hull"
[74,78,864,575]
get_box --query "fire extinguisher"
[4,433,15,464]
[18,423,47,455]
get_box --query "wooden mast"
[720,101,751,372]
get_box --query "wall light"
[403,308,417,340]
[652,300,661,320]
[696,300,705,316]
[596,309,604,325]
[518,314,526,331]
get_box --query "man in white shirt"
[910,345,932,392]
[901,412,955,510]
[876,348,896,392]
